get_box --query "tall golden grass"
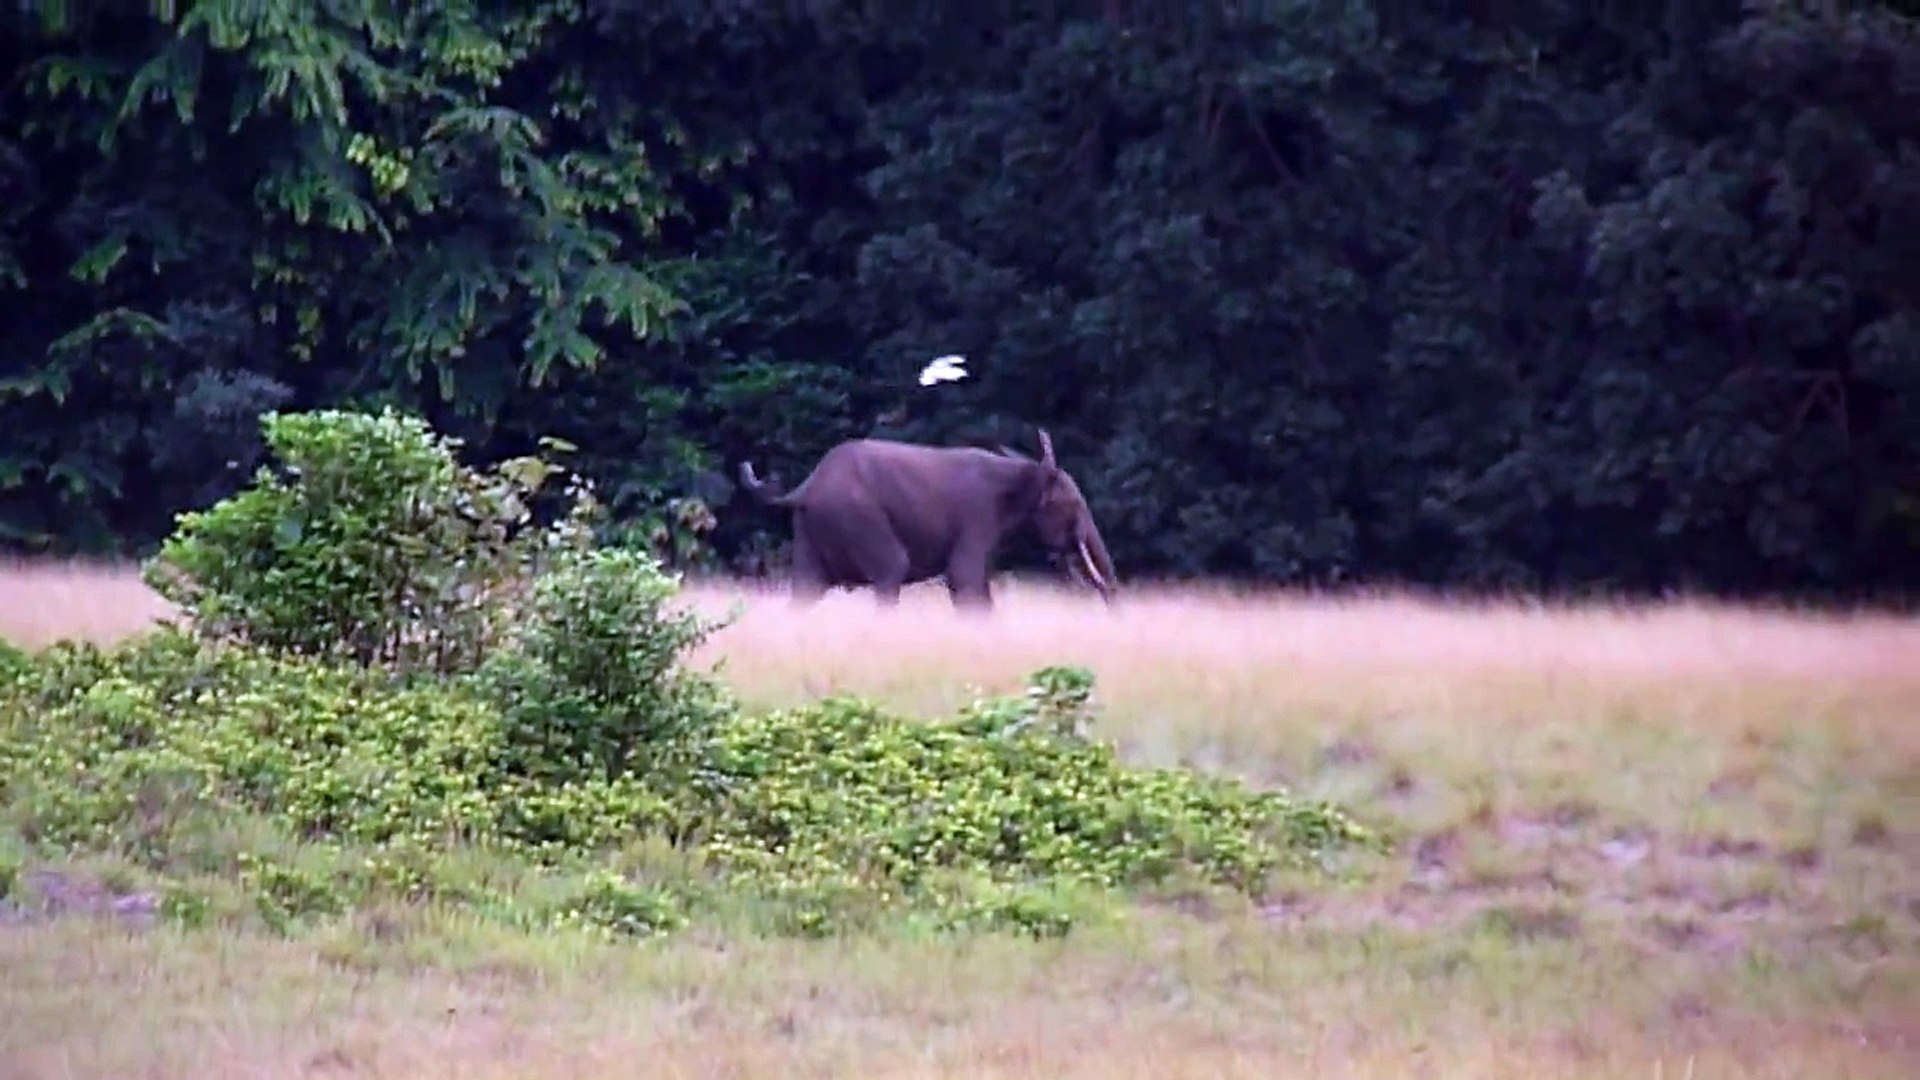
[682,573,1920,685]
[12,555,1911,682]
[0,557,178,650]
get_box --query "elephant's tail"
[737,461,794,506]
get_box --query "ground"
[1,560,1916,1079]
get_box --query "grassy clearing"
[3,561,1918,1078]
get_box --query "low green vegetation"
[0,408,1378,943]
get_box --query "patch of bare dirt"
[1261,808,1852,956]
[1320,736,1379,767]
[1850,816,1892,848]
[0,867,160,928]
[1680,835,1768,859]
[1706,767,1760,799]
[1377,766,1417,798]
[1474,901,1582,940]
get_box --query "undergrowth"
[0,407,1380,941]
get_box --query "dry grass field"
[3,559,1918,1079]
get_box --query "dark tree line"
[3,1,1917,603]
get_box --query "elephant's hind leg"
[787,527,829,609]
[841,514,912,606]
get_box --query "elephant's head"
[1002,429,1120,604]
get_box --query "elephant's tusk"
[1063,553,1091,588]
[1076,537,1110,591]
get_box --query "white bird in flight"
[918,354,968,387]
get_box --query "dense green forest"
[3,1,1917,602]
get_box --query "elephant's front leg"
[944,575,993,613]
[944,534,997,613]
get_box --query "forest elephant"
[736,428,1119,611]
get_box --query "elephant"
[736,428,1119,611]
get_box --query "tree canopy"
[4,0,1917,603]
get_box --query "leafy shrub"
[551,869,691,939]
[0,627,701,933]
[142,408,598,678]
[0,630,1379,939]
[952,663,1100,740]
[0,639,31,684]
[684,692,1379,935]
[0,631,510,854]
[472,546,734,787]
[0,829,24,899]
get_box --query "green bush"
[472,546,735,787]
[0,639,31,684]
[0,631,510,854]
[0,627,692,935]
[141,407,597,678]
[683,692,1377,935]
[0,632,1379,939]
[551,868,691,939]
